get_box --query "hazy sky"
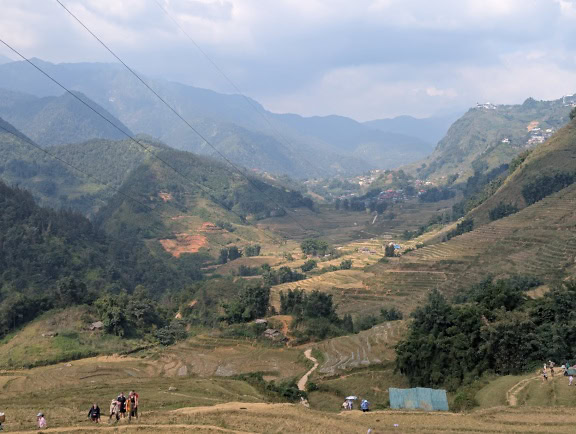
[2,0,576,120]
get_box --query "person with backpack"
[361,399,370,412]
[116,392,127,419]
[109,400,119,423]
[88,403,101,423]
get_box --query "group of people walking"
[106,390,139,423]
[341,398,370,412]
[87,390,140,425]
[541,360,576,384]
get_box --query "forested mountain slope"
[96,147,316,248]
[413,96,575,183]
[0,59,429,177]
[0,123,158,214]
[0,88,131,146]
[0,180,200,336]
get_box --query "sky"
[1,0,576,121]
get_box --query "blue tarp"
[389,387,449,411]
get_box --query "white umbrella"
[345,396,358,400]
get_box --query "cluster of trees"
[300,239,330,256]
[262,266,305,286]
[446,218,474,240]
[221,284,270,324]
[402,213,452,240]
[489,202,519,221]
[334,197,389,214]
[419,187,455,203]
[0,181,203,337]
[219,244,261,264]
[219,246,242,264]
[302,259,352,273]
[522,173,576,205]
[395,276,576,391]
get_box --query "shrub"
[340,259,353,270]
[381,307,403,321]
[301,260,318,272]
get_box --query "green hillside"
[0,179,204,337]
[0,124,160,214]
[0,88,131,146]
[414,96,575,183]
[468,115,576,224]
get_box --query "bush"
[301,260,318,272]
[340,259,353,270]
[244,245,261,257]
[156,321,187,346]
[381,307,403,321]
[570,107,576,120]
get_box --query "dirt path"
[10,424,253,433]
[298,349,319,392]
[507,376,539,406]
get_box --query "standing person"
[0,411,5,431]
[129,390,139,421]
[109,399,119,423]
[361,399,370,412]
[569,374,574,386]
[88,403,101,423]
[542,368,548,382]
[37,413,47,429]
[117,392,127,419]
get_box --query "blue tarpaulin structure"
[389,387,449,411]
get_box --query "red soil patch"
[159,233,208,257]
[527,120,540,131]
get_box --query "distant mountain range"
[0,88,131,146]
[0,58,438,177]
[364,114,460,146]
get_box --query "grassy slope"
[0,307,146,369]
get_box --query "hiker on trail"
[88,403,101,423]
[37,412,47,429]
[542,368,548,382]
[361,399,370,412]
[129,390,139,420]
[0,411,5,431]
[117,392,127,419]
[109,399,119,422]
[341,401,348,411]
[569,374,573,386]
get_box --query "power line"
[0,36,284,246]
[0,123,236,248]
[151,0,327,179]
[54,0,315,236]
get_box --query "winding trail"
[507,376,539,406]
[298,349,319,407]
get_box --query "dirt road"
[298,349,319,392]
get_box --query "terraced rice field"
[314,321,406,375]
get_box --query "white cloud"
[1,0,576,120]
